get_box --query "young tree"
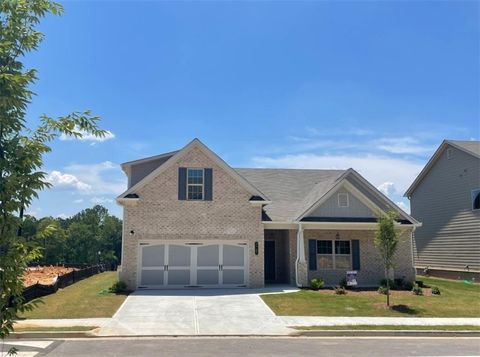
[0,0,106,346]
[374,211,399,307]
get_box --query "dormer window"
[338,193,349,207]
[187,168,204,200]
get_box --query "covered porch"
[264,222,415,288]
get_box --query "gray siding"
[129,156,173,188]
[307,188,375,218]
[410,145,480,272]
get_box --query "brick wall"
[303,229,415,287]
[120,145,265,289]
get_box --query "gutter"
[295,222,305,288]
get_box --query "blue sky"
[25,1,479,218]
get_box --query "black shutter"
[178,167,187,200]
[308,239,317,271]
[352,240,360,270]
[204,168,213,201]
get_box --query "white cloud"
[252,153,423,195]
[73,199,84,203]
[46,171,92,191]
[60,127,115,143]
[56,213,71,219]
[375,137,436,155]
[377,181,396,196]
[395,201,410,214]
[64,161,125,196]
[90,196,113,204]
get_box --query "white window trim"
[472,188,480,211]
[315,239,352,270]
[338,193,349,208]
[186,168,205,201]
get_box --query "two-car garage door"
[138,242,247,288]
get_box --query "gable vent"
[338,193,349,207]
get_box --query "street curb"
[8,330,480,339]
[296,330,480,337]
[9,331,94,339]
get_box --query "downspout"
[295,223,305,287]
[411,225,417,276]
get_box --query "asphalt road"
[3,337,480,357]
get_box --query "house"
[117,138,420,290]
[405,140,480,280]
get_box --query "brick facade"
[120,145,265,289]
[303,229,415,287]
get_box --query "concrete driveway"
[99,287,297,336]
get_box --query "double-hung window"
[187,168,204,200]
[316,240,351,269]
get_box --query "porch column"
[295,224,308,287]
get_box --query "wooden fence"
[22,264,106,302]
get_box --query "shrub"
[334,286,347,295]
[412,283,423,296]
[394,278,405,290]
[431,286,441,295]
[310,278,325,290]
[339,277,348,289]
[377,286,389,295]
[402,280,414,291]
[109,281,128,294]
[415,280,425,288]
[379,278,396,289]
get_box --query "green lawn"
[295,325,480,331]
[20,272,128,319]
[262,276,480,317]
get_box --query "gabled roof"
[120,150,179,172]
[117,138,268,201]
[235,168,345,222]
[405,139,480,197]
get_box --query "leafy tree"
[374,211,399,307]
[0,0,106,347]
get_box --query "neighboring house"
[405,140,480,279]
[117,139,420,290]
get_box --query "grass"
[20,272,128,319]
[261,276,480,317]
[295,325,480,331]
[14,326,97,332]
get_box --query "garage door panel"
[197,270,219,285]
[168,245,191,266]
[168,270,190,285]
[141,245,165,267]
[197,245,219,266]
[139,242,246,288]
[223,245,245,267]
[141,270,164,285]
[223,269,245,285]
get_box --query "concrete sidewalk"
[280,316,480,327]
[14,315,480,336]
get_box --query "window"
[315,240,351,269]
[472,189,480,210]
[338,193,349,207]
[187,168,204,200]
[317,240,333,269]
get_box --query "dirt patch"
[23,266,78,287]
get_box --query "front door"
[264,240,276,282]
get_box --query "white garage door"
[138,242,247,288]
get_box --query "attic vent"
[447,148,453,160]
[338,193,349,208]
